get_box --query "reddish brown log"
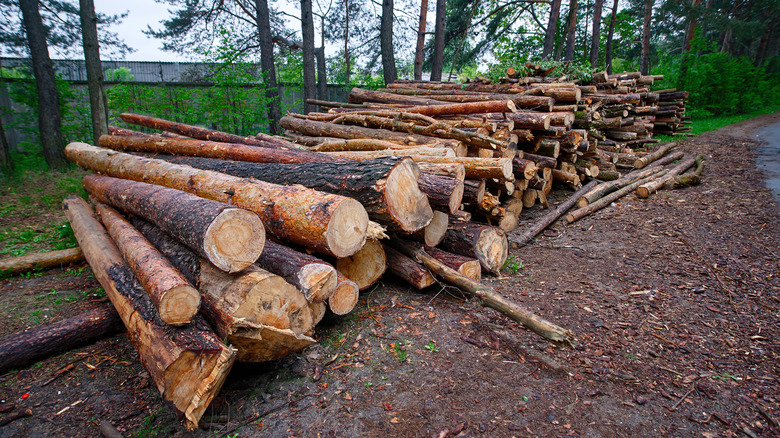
[424,246,481,281]
[255,240,338,303]
[401,100,517,117]
[418,173,464,214]
[384,245,435,290]
[439,220,508,274]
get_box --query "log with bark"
[95,204,201,326]
[0,303,123,375]
[633,142,675,168]
[425,246,481,281]
[439,220,508,274]
[416,162,466,180]
[566,170,670,222]
[636,155,700,198]
[0,248,83,276]
[66,143,369,258]
[328,272,360,315]
[63,196,235,430]
[576,166,666,207]
[384,245,436,289]
[400,100,517,117]
[410,209,448,247]
[417,173,464,214]
[349,87,448,106]
[148,154,432,233]
[83,174,265,273]
[335,239,387,291]
[391,239,576,344]
[255,240,337,303]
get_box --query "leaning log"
[0,303,123,375]
[65,143,368,258]
[95,204,201,326]
[439,221,508,274]
[63,196,235,430]
[255,240,337,303]
[0,248,83,276]
[83,174,266,273]
[424,246,481,281]
[384,245,436,290]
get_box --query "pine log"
[325,148,456,160]
[119,113,298,150]
[462,179,486,205]
[0,303,123,374]
[577,166,666,207]
[349,87,447,106]
[84,174,265,273]
[566,170,670,222]
[0,248,83,276]
[149,155,432,233]
[417,173,464,214]
[425,246,481,281]
[384,245,436,290]
[411,210,448,247]
[391,239,575,344]
[523,152,557,169]
[392,156,513,180]
[280,115,454,147]
[328,272,360,315]
[509,180,599,247]
[633,142,676,168]
[130,218,317,358]
[95,204,201,326]
[636,155,700,198]
[66,143,368,258]
[505,112,551,130]
[307,138,407,151]
[400,100,517,116]
[439,220,508,274]
[551,169,581,189]
[513,157,539,179]
[336,239,387,291]
[416,162,466,180]
[63,197,235,430]
[255,240,338,303]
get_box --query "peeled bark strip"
[0,248,83,276]
[63,196,235,430]
[439,221,508,274]
[256,240,337,303]
[0,303,123,374]
[418,173,464,214]
[95,204,201,326]
[424,246,481,281]
[384,245,436,290]
[84,174,265,273]
[329,272,360,315]
[66,143,368,258]
[391,239,576,344]
[336,239,387,291]
[153,155,432,233]
[130,218,316,360]
[119,113,297,150]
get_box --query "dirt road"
[0,112,778,437]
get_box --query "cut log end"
[328,275,360,315]
[178,346,237,430]
[336,239,387,290]
[386,159,434,232]
[423,210,448,247]
[298,263,338,303]
[326,198,370,258]
[204,208,266,273]
[159,284,202,326]
[309,301,327,325]
[477,229,509,274]
[635,186,652,199]
[458,260,482,281]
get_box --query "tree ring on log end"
[328,278,359,315]
[336,239,387,290]
[423,210,449,247]
[326,198,369,258]
[204,208,266,273]
[158,284,202,326]
[477,228,509,274]
[297,263,338,303]
[230,269,314,335]
[386,159,434,232]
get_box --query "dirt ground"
[0,113,778,438]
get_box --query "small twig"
[669,386,695,411]
[0,408,32,427]
[656,365,683,376]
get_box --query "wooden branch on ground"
[636,155,701,198]
[0,248,83,276]
[566,170,670,222]
[633,142,675,168]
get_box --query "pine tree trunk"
[564,0,578,61]
[316,47,328,102]
[543,0,562,58]
[0,119,13,179]
[255,0,282,134]
[301,0,317,113]
[604,0,619,74]
[79,0,109,145]
[430,0,446,81]
[63,197,236,430]
[640,0,654,75]
[590,0,603,67]
[414,0,429,80]
[381,0,397,84]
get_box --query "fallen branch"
[0,248,83,276]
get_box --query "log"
[636,155,700,198]
[462,179,486,205]
[391,239,576,344]
[411,210,448,247]
[402,156,513,180]
[523,152,558,169]
[149,155,432,233]
[566,170,670,222]
[130,217,317,357]
[255,240,337,303]
[349,87,448,106]
[83,174,266,273]
[95,204,201,326]
[439,220,508,274]
[633,142,676,168]
[400,100,517,116]
[551,169,581,189]
[336,239,387,291]
[0,248,83,276]
[325,148,456,159]
[505,112,551,130]
[577,166,666,207]
[425,246,481,281]
[416,162,466,180]
[509,180,599,247]
[63,197,235,430]
[417,173,464,214]
[0,303,123,375]
[307,138,407,151]
[119,113,298,150]
[328,272,360,315]
[384,245,436,290]
[66,143,368,258]
[662,155,706,190]
[513,158,539,179]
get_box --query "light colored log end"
[179,345,236,430]
[326,198,369,258]
[458,260,482,282]
[423,210,449,247]
[309,301,327,325]
[477,228,509,274]
[204,208,266,273]
[158,284,201,326]
[387,159,434,232]
[336,239,387,290]
[298,263,338,303]
[328,277,360,315]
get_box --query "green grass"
[690,107,780,136]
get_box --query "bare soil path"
[0,112,778,437]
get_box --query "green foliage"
[502,254,523,274]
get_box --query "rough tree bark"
[79,0,109,145]
[590,0,603,68]
[604,0,619,74]
[381,0,397,84]
[255,0,282,134]
[430,0,446,81]
[301,0,317,114]
[542,0,562,59]
[19,0,68,171]
[0,119,14,178]
[640,0,654,75]
[316,46,328,102]
[414,0,429,80]
[563,0,578,61]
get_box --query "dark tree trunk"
[316,46,328,102]
[640,0,654,74]
[19,0,67,171]
[430,0,446,81]
[255,0,282,134]
[344,0,351,84]
[590,0,603,68]
[381,0,397,84]
[604,0,619,74]
[301,0,317,113]
[0,118,12,179]
[563,0,578,61]
[414,0,429,80]
[79,0,108,145]
[542,0,562,59]
[682,0,701,52]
